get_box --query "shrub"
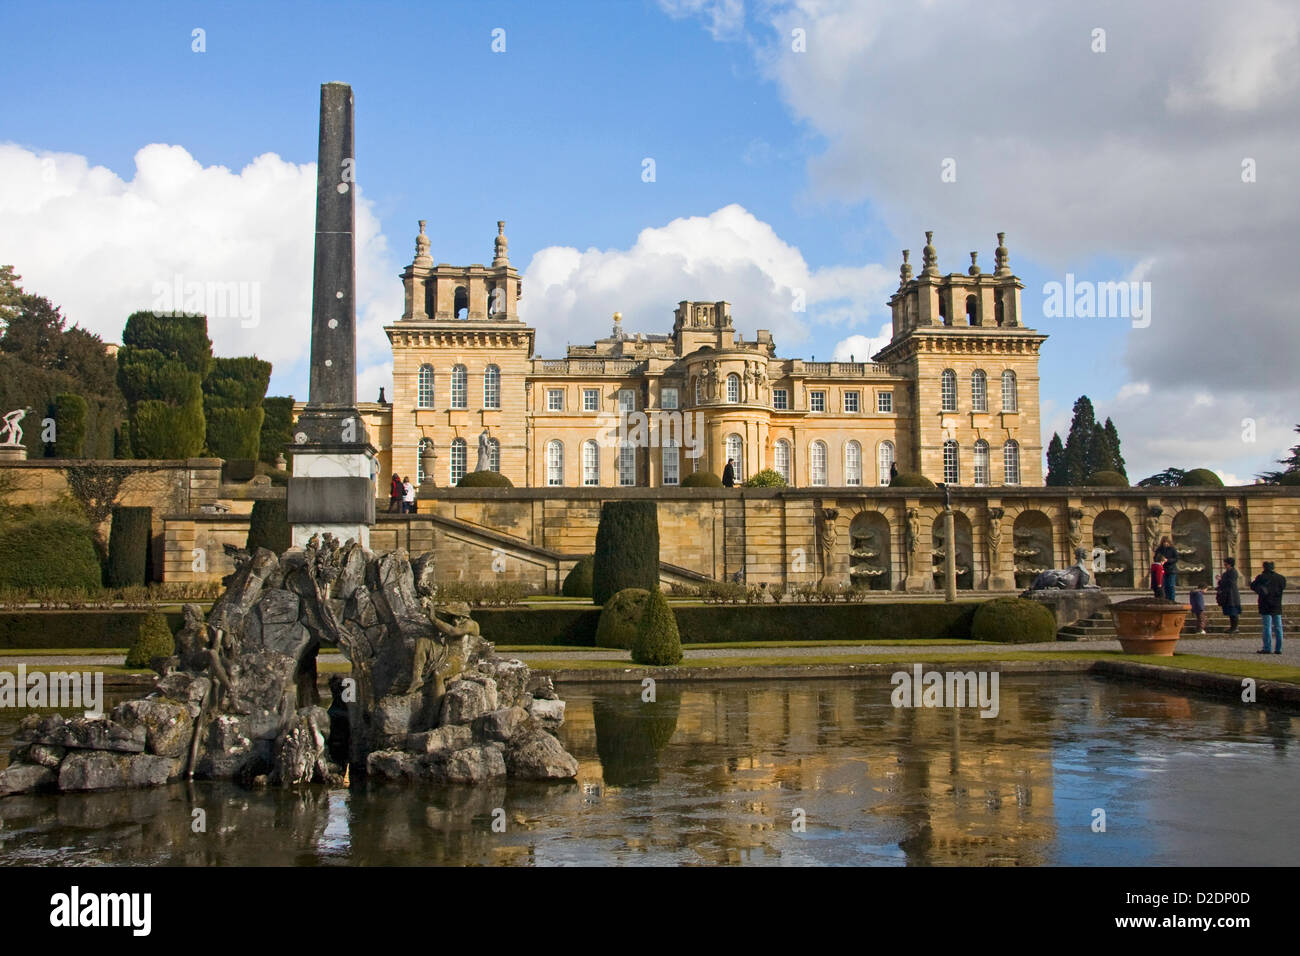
[51,393,88,458]
[680,471,723,488]
[431,580,529,607]
[259,396,296,466]
[124,611,176,669]
[457,470,514,487]
[592,500,660,605]
[0,512,102,591]
[742,468,787,488]
[222,459,258,482]
[595,587,650,649]
[246,499,290,555]
[0,609,185,649]
[562,555,594,598]
[890,472,935,488]
[205,406,265,461]
[106,505,152,587]
[1083,470,1128,487]
[970,597,1058,644]
[129,393,206,459]
[1180,468,1223,487]
[631,588,683,665]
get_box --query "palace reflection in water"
[0,676,1297,866]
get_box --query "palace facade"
[358,221,1046,490]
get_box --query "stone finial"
[968,251,981,275]
[492,220,509,267]
[413,220,432,267]
[994,232,1010,275]
[922,231,938,276]
[900,249,913,282]
[612,312,626,341]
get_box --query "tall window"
[582,439,599,486]
[940,369,957,411]
[726,373,740,403]
[488,438,500,472]
[774,439,791,484]
[694,377,702,405]
[483,365,500,409]
[1001,370,1018,411]
[943,439,959,484]
[810,440,827,486]
[1004,440,1021,484]
[618,443,636,486]
[663,442,679,486]
[772,388,789,410]
[726,433,744,478]
[450,438,467,485]
[965,294,978,326]
[546,440,564,486]
[583,388,599,411]
[661,387,678,409]
[973,439,989,485]
[971,369,988,412]
[416,438,433,484]
[618,389,635,413]
[417,365,434,408]
[877,440,895,486]
[450,365,467,409]
[845,440,862,486]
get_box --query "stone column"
[943,507,957,601]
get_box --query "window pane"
[450,439,467,485]
[973,440,989,485]
[618,444,636,486]
[844,392,859,413]
[941,370,956,411]
[943,440,958,484]
[811,441,827,485]
[582,440,599,485]
[1002,370,1018,411]
[488,438,500,472]
[418,366,434,408]
[547,389,563,411]
[1004,440,1020,484]
[618,389,635,412]
[663,443,679,485]
[775,440,790,482]
[773,389,788,410]
[846,441,861,485]
[727,374,740,403]
[971,370,987,412]
[661,387,678,409]
[583,389,599,411]
[451,366,467,409]
[546,441,563,486]
[484,365,500,409]
[416,438,432,484]
[811,391,825,412]
[878,441,894,485]
[877,391,893,413]
[726,434,743,478]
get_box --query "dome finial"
[922,231,938,276]
[413,220,432,267]
[899,249,913,283]
[493,220,509,267]
[994,232,1010,275]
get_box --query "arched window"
[938,293,949,326]
[965,294,978,326]
[449,438,467,486]
[693,377,702,406]
[488,437,500,472]
[971,369,988,412]
[810,440,827,486]
[1001,370,1018,412]
[940,369,957,411]
[726,373,740,403]
[416,438,433,484]
[582,439,599,486]
[546,440,564,486]
[450,365,467,409]
[618,442,636,486]
[1004,440,1021,485]
[774,439,791,484]
[726,433,744,478]
[454,286,468,319]
[845,440,862,486]
[994,294,1005,327]
[483,364,500,409]
[877,440,895,486]
[943,439,959,484]
[973,439,989,485]
[417,365,434,408]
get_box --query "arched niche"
[1092,510,1134,588]
[1172,510,1212,587]
[849,511,892,591]
[931,511,974,590]
[1012,510,1054,590]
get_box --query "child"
[1189,585,1207,634]
[1150,555,1166,599]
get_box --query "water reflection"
[0,676,1296,866]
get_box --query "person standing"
[1188,585,1208,634]
[388,473,403,513]
[722,458,736,488]
[1215,556,1242,633]
[1150,555,1166,600]
[402,476,416,514]
[1249,560,1287,654]
[1154,535,1179,601]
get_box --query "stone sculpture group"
[0,536,578,795]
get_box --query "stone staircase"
[1058,607,1300,642]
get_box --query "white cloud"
[520,203,894,357]
[1116,382,1151,401]
[0,142,401,401]
[832,324,892,362]
[657,0,745,40]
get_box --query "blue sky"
[2,0,1294,482]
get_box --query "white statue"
[475,429,492,471]
[1,408,30,447]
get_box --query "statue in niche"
[986,507,1004,577]
[1224,506,1242,559]
[904,507,920,576]
[1067,508,1083,557]
[819,508,839,582]
[1144,506,1163,554]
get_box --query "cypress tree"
[117,311,212,459]
[1045,433,1066,486]
[106,505,153,587]
[203,356,272,460]
[1103,417,1126,479]
[51,393,88,458]
[1062,396,1098,484]
[592,500,660,605]
[1087,422,1115,477]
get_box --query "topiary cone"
[631,587,683,665]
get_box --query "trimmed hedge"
[742,468,787,488]
[562,555,594,598]
[0,610,184,650]
[1181,468,1223,487]
[52,392,88,458]
[0,514,103,592]
[206,405,265,461]
[592,500,660,605]
[595,588,650,649]
[970,597,1058,644]
[472,601,981,647]
[890,472,935,488]
[259,396,296,466]
[632,588,683,665]
[124,611,176,669]
[1083,470,1128,487]
[680,471,723,488]
[457,470,514,488]
[246,499,290,556]
[106,506,152,587]
[129,393,206,459]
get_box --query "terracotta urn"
[1110,598,1189,656]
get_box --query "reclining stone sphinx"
[0,535,578,795]
[1023,547,1101,593]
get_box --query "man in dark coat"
[1249,560,1286,654]
[722,458,736,487]
[1215,556,1242,633]
[1154,535,1179,601]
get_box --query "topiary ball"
[889,472,936,488]
[1180,468,1223,487]
[457,470,514,488]
[971,597,1058,644]
[125,611,178,670]
[680,471,724,488]
[631,587,684,665]
[595,587,651,649]
[1083,470,1129,487]
[562,555,595,598]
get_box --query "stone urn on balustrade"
[1110,597,1189,656]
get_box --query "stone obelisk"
[286,82,377,548]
